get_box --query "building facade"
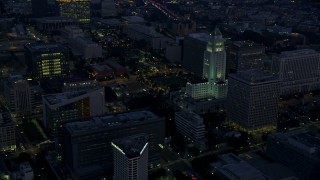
[69,37,103,60]
[61,26,85,39]
[266,129,320,180]
[112,134,148,180]
[2,75,43,120]
[3,76,32,117]
[42,87,105,135]
[101,0,117,17]
[25,43,69,80]
[227,70,280,129]
[36,17,76,33]
[228,41,265,73]
[170,20,196,36]
[272,49,320,95]
[183,33,211,77]
[185,28,228,100]
[63,110,165,180]
[0,110,15,153]
[123,24,167,50]
[62,79,98,92]
[57,0,90,23]
[211,153,266,180]
[175,110,206,150]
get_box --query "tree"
[15,152,32,163]
[104,86,117,101]
[149,168,166,180]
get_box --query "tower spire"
[211,27,222,39]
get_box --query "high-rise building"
[36,16,76,33]
[2,75,43,120]
[183,33,211,77]
[112,134,148,180]
[42,87,105,135]
[57,0,90,23]
[185,28,228,100]
[175,110,206,150]
[3,76,32,117]
[0,109,16,153]
[25,43,69,80]
[202,29,226,81]
[170,20,196,36]
[62,79,98,92]
[228,41,265,73]
[266,129,320,180]
[63,110,165,180]
[272,49,320,95]
[227,70,280,129]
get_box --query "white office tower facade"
[272,49,320,95]
[227,70,280,129]
[186,28,228,100]
[175,111,207,150]
[112,134,148,180]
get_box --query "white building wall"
[175,111,206,150]
[113,143,148,180]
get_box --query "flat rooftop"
[126,24,163,38]
[112,134,149,158]
[188,33,211,42]
[271,129,320,155]
[91,64,113,72]
[106,61,123,69]
[277,49,318,58]
[36,16,75,23]
[43,90,94,105]
[25,43,66,51]
[65,110,160,135]
[291,132,320,148]
[64,78,95,84]
[99,18,121,26]
[212,153,265,180]
[63,25,83,32]
[233,40,263,47]
[122,16,145,23]
[5,75,25,87]
[230,70,279,85]
[73,37,98,46]
[176,111,204,125]
[240,152,298,180]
